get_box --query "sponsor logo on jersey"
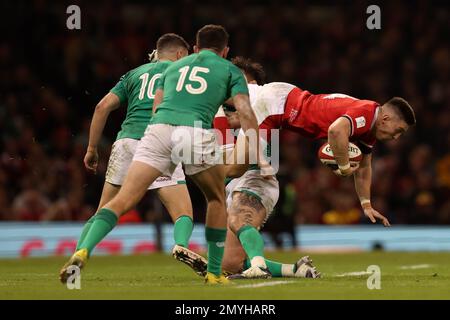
[156,176,171,182]
[288,109,298,123]
[356,116,366,128]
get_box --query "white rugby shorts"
[105,137,185,189]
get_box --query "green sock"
[76,215,96,251]
[173,215,193,248]
[237,225,265,266]
[205,227,227,276]
[244,258,295,277]
[78,208,118,256]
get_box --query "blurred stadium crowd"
[0,0,449,225]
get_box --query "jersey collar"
[370,106,380,130]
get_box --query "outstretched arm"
[354,153,391,226]
[85,92,121,173]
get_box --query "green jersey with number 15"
[151,50,248,128]
[110,60,171,141]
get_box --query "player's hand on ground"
[84,148,99,174]
[363,206,391,227]
[333,163,359,177]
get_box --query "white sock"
[281,264,295,277]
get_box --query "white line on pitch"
[399,264,432,270]
[234,280,295,289]
[335,271,371,277]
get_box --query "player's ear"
[193,45,199,53]
[381,112,390,123]
[221,47,230,59]
[176,49,186,60]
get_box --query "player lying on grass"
[59,33,205,283]
[60,25,266,285]
[175,56,416,279]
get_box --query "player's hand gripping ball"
[318,142,363,171]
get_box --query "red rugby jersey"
[283,88,379,153]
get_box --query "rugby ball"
[318,142,363,170]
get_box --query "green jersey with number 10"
[110,61,171,141]
[151,50,248,128]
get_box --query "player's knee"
[228,204,256,233]
[108,195,135,216]
[228,214,248,234]
[166,201,193,217]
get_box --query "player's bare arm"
[225,132,249,178]
[233,94,273,176]
[328,117,359,176]
[85,92,121,173]
[354,154,391,227]
[232,94,257,135]
[232,94,263,170]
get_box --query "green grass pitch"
[1,251,449,299]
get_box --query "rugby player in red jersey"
[201,57,415,279]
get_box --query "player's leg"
[151,162,207,275]
[75,138,135,252]
[84,124,175,255]
[187,228,320,278]
[227,188,319,278]
[154,164,194,248]
[174,171,320,278]
[157,184,193,247]
[75,182,119,251]
[222,225,247,274]
[226,191,272,278]
[60,125,174,283]
[80,161,161,254]
[159,183,208,276]
[222,223,300,278]
[199,214,320,278]
[188,165,229,283]
[241,256,320,278]
[224,170,318,279]
[59,160,161,283]
[178,125,229,284]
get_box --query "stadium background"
[0,0,449,257]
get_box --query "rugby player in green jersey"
[60,25,267,285]
[59,33,201,283]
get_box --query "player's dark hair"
[196,24,229,52]
[231,56,266,85]
[385,97,416,126]
[156,33,190,53]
